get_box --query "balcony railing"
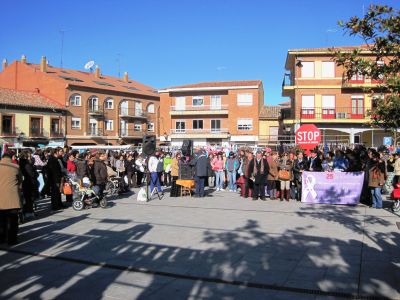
[170,105,228,111]
[119,108,147,119]
[300,107,367,120]
[87,128,104,136]
[342,76,384,88]
[0,128,18,137]
[88,106,105,116]
[50,129,64,138]
[119,129,146,137]
[282,73,293,87]
[170,128,229,134]
[30,127,45,138]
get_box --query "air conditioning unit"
[336,112,348,119]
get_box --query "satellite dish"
[84,60,95,70]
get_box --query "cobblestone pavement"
[0,188,399,299]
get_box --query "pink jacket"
[211,158,224,171]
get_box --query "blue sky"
[0,0,399,105]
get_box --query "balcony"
[119,129,146,138]
[88,106,105,117]
[300,107,367,122]
[0,128,18,137]
[119,108,147,119]
[30,128,46,138]
[341,76,384,89]
[170,105,229,116]
[50,129,65,138]
[87,128,104,137]
[170,128,229,138]
[282,72,294,97]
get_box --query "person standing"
[190,149,209,197]
[278,153,293,202]
[93,152,108,201]
[163,153,172,187]
[207,153,215,189]
[308,150,323,172]
[267,152,279,200]
[125,154,138,189]
[148,151,162,195]
[46,148,65,211]
[248,151,269,201]
[368,151,386,209]
[211,153,225,191]
[19,151,37,218]
[225,152,239,192]
[0,152,22,245]
[393,153,400,186]
[293,151,308,201]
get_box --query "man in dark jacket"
[190,149,209,197]
[308,150,322,172]
[47,148,65,210]
[248,151,269,200]
[293,151,308,201]
[93,152,108,200]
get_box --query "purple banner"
[301,171,365,205]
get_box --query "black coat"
[190,153,209,177]
[293,158,308,181]
[125,159,136,174]
[47,156,63,184]
[308,157,323,172]
[93,160,108,185]
[248,158,269,185]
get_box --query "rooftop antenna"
[59,28,69,68]
[84,60,95,72]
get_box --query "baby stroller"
[390,182,400,212]
[71,177,107,211]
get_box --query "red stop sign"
[295,124,321,150]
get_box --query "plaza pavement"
[0,188,399,300]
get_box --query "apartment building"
[0,56,160,146]
[282,45,386,147]
[159,80,263,147]
[0,88,66,147]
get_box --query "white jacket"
[148,156,158,173]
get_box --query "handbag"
[278,169,291,181]
[63,182,73,195]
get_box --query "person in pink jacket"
[211,153,225,191]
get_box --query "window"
[301,95,315,118]
[193,120,203,130]
[105,120,113,131]
[2,115,13,134]
[51,118,60,134]
[175,97,186,110]
[237,93,253,106]
[351,95,364,118]
[89,96,99,112]
[322,95,335,118]
[175,121,185,133]
[147,103,155,113]
[301,62,314,78]
[105,98,114,109]
[321,61,335,78]
[237,119,253,131]
[71,117,81,129]
[192,96,204,106]
[372,61,385,83]
[211,120,221,132]
[211,95,222,109]
[147,122,154,132]
[350,73,364,83]
[269,126,279,141]
[134,122,142,131]
[70,94,81,106]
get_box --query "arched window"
[147,103,155,113]
[105,98,114,109]
[88,96,99,112]
[69,94,81,106]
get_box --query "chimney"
[21,55,27,64]
[2,58,7,70]
[94,65,100,78]
[123,71,129,83]
[40,56,47,73]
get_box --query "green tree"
[331,4,400,145]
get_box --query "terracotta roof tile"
[162,80,262,90]
[0,88,65,110]
[288,44,372,53]
[26,64,159,98]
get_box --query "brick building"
[282,45,386,147]
[0,56,160,146]
[159,80,263,147]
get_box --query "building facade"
[0,88,66,147]
[282,46,387,147]
[0,56,160,146]
[159,81,263,147]
[258,105,283,147]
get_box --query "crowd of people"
[0,143,399,245]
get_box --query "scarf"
[253,158,264,176]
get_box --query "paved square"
[0,189,399,299]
